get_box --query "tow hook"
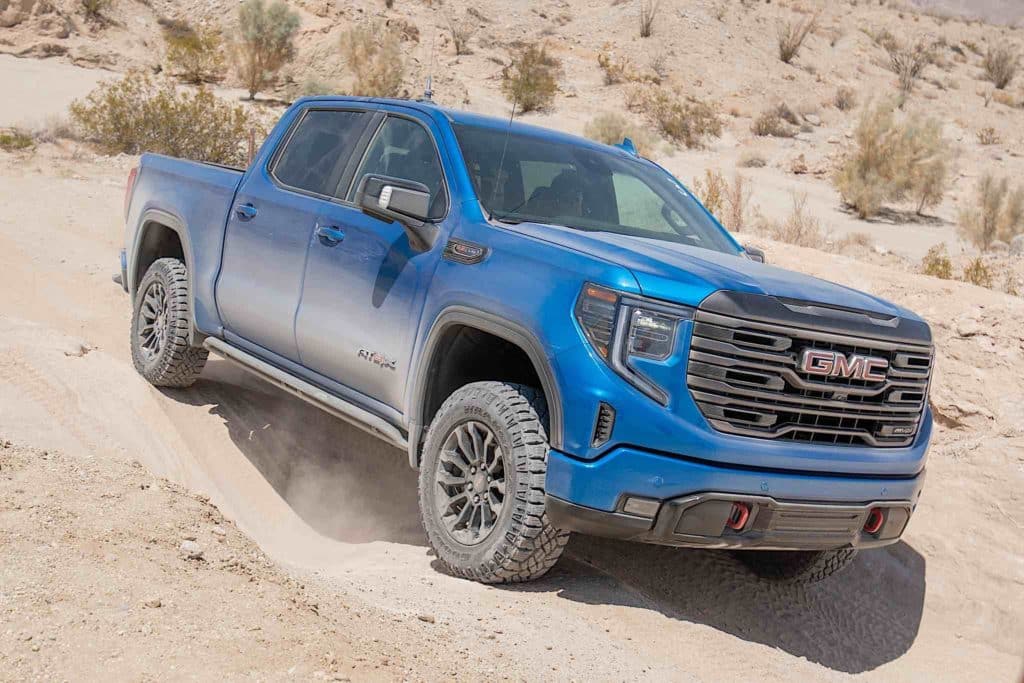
[725,502,751,530]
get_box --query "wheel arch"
[407,306,563,469]
[131,209,199,343]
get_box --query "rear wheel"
[732,548,858,584]
[418,382,569,583]
[130,257,208,388]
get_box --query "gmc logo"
[799,349,888,382]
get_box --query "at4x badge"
[358,349,397,371]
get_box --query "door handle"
[315,224,346,246]
[234,203,258,221]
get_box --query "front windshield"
[453,123,739,255]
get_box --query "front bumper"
[545,446,925,551]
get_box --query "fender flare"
[131,208,199,342]
[406,306,564,468]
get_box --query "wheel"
[418,382,569,584]
[130,257,208,388]
[732,548,858,584]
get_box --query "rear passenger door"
[215,107,375,362]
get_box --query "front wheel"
[732,548,858,584]
[418,382,569,584]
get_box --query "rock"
[1009,235,1024,256]
[416,614,436,624]
[990,240,1009,253]
[827,135,840,144]
[955,317,984,338]
[144,598,162,608]
[179,540,204,560]
[211,525,227,538]
[803,113,822,126]
[872,244,890,255]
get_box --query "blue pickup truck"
[121,97,933,585]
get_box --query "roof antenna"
[489,95,518,214]
[423,29,437,101]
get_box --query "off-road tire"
[733,548,858,584]
[130,257,208,388]
[418,382,569,584]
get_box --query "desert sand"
[1,0,1023,680]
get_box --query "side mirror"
[744,245,766,264]
[355,174,438,250]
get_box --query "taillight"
[124,166,139,220]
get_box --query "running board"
[203,337,408,451]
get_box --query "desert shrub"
[597,51,635,85]
[834,85,856,111]
[777,14,816,64]
[296,78,336,97]
[639,0,660,38]
[29,115,78,143]
[992,89,1020,108]
[958,174,1024,250]
[163,22,225,84]
[69,72,259,166]
[231,0,301,100]
[752,105,797,137]
[501,43,560,112]
[977,126,1000,145]
[738,151,767,168]
[630,86,721,148]
[874,32,937,96]
[920,243,953,279]
[832,101,950,218]
[724,173,752,231]
[838,231,874,249]
[0,128,34,152]
[445,11,476,55]
[80,0,111,20]
[766,192,827,248]
[982,43,1019,90]
[583,113,657,157]
[692,169,727,217]
[341,23,404,97]
[962,258,994,287]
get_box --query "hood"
[512,222,920,321]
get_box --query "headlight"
[575,283,693,405]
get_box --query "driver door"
[294,114,449,412]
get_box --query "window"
[453,124,738,254]
[273,109,367,198]
[351,117,447,220]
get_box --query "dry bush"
[29,115,78,143]
[80,0,111,20]
[163,22,225,84]
[231,0,301,100]
[639,0,660,38]
[629,87,721,149]
[583,113,657,157]
[962,258,994,287]
[977,126,1000,145]
[832,101,950,218]
[777,14,816,64]
[837,231,874,249]
[648,54,668,83]
[0,128,34,152]
[874,32,938,96]
[992,89,1020,108]
[341,23,404,97]
[597,51,635,85]
[69,72,259,166]
[296,78,336,97]
[501,43,560,112]
[958,174,1024,250]
[445,11,476,55]
[834,85,856,111]
[724,173,752,231]
[752,104,797,137]
[691,169,727,217]
[982,43,1019,90]
[765,192,827,248]
[739,151,767,168]
[920,243,953,279]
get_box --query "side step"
[203,337,408,451]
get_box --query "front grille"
[686,309,933,447]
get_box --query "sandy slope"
[1,134,1022,681]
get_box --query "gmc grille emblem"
[800,349,888,382]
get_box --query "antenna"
[423,29,437,101]
[489,96,518,214]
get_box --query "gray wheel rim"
[137,280,167,364]
[434,421,506,546]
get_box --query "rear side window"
[272,109,367,198]
[350,116,447,220]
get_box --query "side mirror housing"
[744,245,766,264]
[355,174,438,250]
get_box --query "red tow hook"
[725,502,751,530]
[863,508,885,534]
